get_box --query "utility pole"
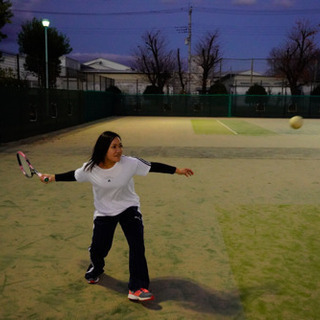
[188,6,192,94]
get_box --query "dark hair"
[85,131,121,171]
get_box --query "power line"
[12,8,187,16]
[12,6,320,17]
[195,6,320,15]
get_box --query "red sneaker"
[128,288,154,301]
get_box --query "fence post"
[16,54,20,81]
[228,94,232,117]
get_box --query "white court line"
[216,120,238,135]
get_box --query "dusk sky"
[1,0,320,69]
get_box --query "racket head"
[17,151,34,178]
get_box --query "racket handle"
[39,173,50,182]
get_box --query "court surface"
[1,116,320,320]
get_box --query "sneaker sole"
[128,294,154,301]
[87,277,99,284]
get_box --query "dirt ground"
[1,116,320,320]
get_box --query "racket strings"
[17,153,33,177]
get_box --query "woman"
[41,131,193,301]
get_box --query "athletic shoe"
[84,271,103,284]
[128,288,154,301]
[85,264,103,284]
[85,275,100,284]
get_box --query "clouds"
[232,0,256,5]
[10,0,40,23]
[2,0,318,61]
[11,0,43,13]
[232,0,294,6]
[272,0,295,7]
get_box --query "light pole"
[42,19,50,89]
[187,7,192,94]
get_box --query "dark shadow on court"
[98,274,243,317]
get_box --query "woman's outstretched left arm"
[150,162,193,177]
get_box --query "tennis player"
[41,131,193,301]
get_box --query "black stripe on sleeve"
[136,157,151,167]
[55,170,76,182]
[150,162,176,174]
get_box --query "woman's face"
[105,137,123,165]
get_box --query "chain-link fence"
[119,93,320,118]
[0,51,114,91]
[2,51,319,95]
[1,86,320,143]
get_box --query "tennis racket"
[17,151,49,182]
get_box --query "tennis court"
[1,116,320,320]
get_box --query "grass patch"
[191,119,234,135]
[192,119,276,136]
[216,204,320,320]
[219,119,275,136]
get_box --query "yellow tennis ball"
[289,116,303,129]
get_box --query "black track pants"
[86,206,150,291]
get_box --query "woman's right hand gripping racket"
[16,151,49,182]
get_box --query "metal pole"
[188,6,192,94]
[44,26,49,89]
[250,59,253,84]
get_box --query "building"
[220,70,290,95]
[58,56,83,90]
[1,53,149,93]
[1,52,316,95]
[81,58,149,94]
[0,51,38,86]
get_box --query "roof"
[83,58,132,72]
[221,69,263,77]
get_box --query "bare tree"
[194,31,222,94]
[132,30,175,93]
[268,20,320,95]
